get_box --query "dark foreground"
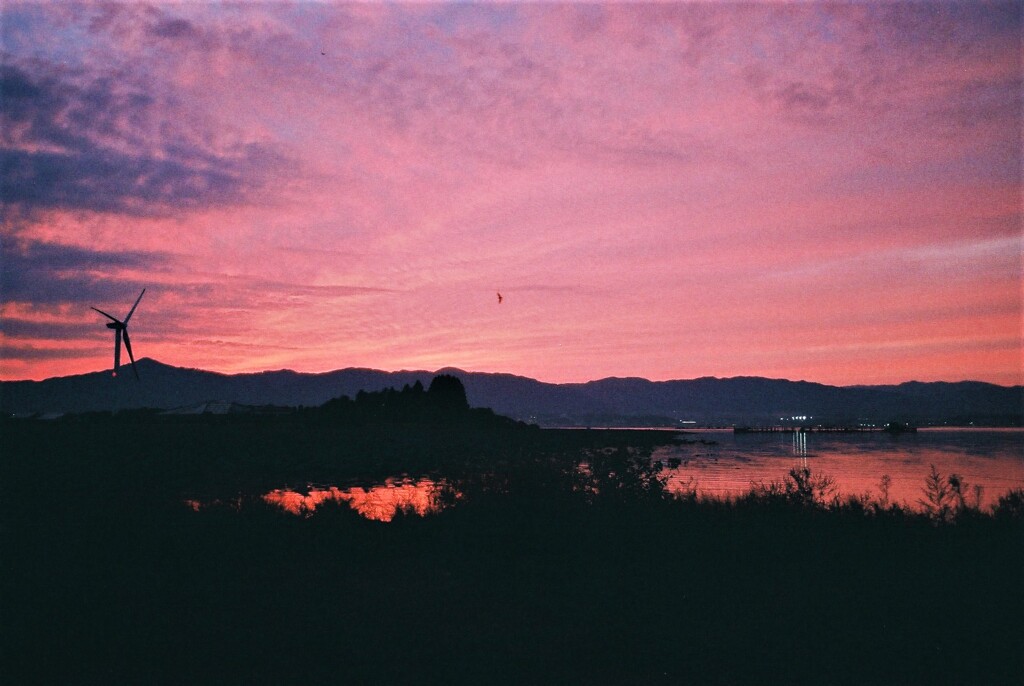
[3,411,1022,685]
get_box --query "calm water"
[252,428,1023,520]
[656,428,1024,509]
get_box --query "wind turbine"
[92,289,145,379]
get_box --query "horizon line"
[3,357,1021,390]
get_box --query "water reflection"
[792,431,808,464]
[263,478,448,522]
[658,428,1024,510]
[185,431,1021,518]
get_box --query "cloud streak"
[0,61,286,217]
[2,238,168,303]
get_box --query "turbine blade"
[123,329,139,380]
[92,307,120,324]
[123,288,145,324]
[114,328,122,374]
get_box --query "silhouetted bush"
[918,463,955,522]
[748,466,838,509]
[575,446,668,504]
[993,488,1024,521]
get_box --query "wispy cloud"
[0,60,286,217]
[2,238,169,304]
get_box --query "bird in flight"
[497,292,503,304]
[92,289,145,379]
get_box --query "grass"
[2,413,1021,684]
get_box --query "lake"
[656,428,1024,509]
[256,428,1023,520]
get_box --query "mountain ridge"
[2,358,1020,426]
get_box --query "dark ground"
[3,408,1021,685]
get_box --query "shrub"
[918,464,955,523]
[749,466,837,509]
[993,488,1024,521]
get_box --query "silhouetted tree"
[428,374,469,412]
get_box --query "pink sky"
[2,2,1021,385]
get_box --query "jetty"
[733,423,916,434]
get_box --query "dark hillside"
[2,359,1020,425]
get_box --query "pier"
[733,424,916,434]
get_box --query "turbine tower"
[92,289,145,379]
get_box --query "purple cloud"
[0,59,287,216]
[2,238,166,304]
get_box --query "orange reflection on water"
[656,429,1024,511]
[263,478,447,522]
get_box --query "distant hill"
[1,358,1021,426]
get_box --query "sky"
[1,1,1021,386]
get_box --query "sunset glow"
[2,2,1020,385]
